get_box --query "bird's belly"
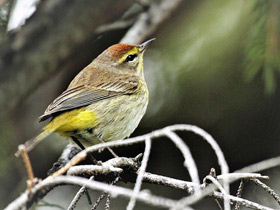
[72,92,148,146]
[93,94,148,140]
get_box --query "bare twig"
[67,163,268,196]
[142,172,196,194]
[165,130,200,192]
[5,176,181,210]
[234,179,244,210]
[204,175,229,199]
[91,192,107,210]
[67,176,94,210]
[213,191,275,210]
[105,194,111,210]
[127,137,152,210]
[175,173,269,209]
[217,173,269,183]
[5,164,270,210]
[85,189,93,206]
[49,125,228,189]
[67,165,123,176]
[214,198,223,210]
[7,124,279,210]
[91,176,120,210]
[18,145,34,182]
[251,179,280,206]
[18,145,36,192]
[235,156,280,173]
[164,125,230,210]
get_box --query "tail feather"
[15,130,53,157]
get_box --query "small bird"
[16,39,154,157]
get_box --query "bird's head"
[94,39,155,77]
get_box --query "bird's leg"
[97,135,118,158]
[71,136,98,165]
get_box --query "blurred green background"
[1,0,280,209]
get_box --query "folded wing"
[39,79,138,122]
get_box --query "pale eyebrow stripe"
[117,47,139,63]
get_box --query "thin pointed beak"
[140,38,156,52]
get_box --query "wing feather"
[39,79,138,122]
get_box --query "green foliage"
[244,0,280,94]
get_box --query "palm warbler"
[16,39,155,156]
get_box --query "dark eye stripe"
[125,54,137,62]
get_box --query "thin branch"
[5,168,272,210]
[126,137,152,210]
[213,192,275,210]
[175,173,269,209]
[5,176,181,210]
[67,165,123,176]
[235,156,280,173]
[105,194,111,210]
[217,173,269,183]
[214,198,223,210]
[142,172,196,194]
[67,163,268,196]
[204,175,230,210]
[234,179,244,210]
[67,176,94,210]
[50,124,229,186]
[251,179,280,206]
[204,175,228,196]
[7,124,279,210]
[18,145,35,183]
[85,189,93,206]
[91,176,120,210]
[165,130,200,191]
[164,125,230,210]
[91,192,107,210]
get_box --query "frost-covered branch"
[6,124,280,210]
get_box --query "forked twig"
[67,176,94,210]
[92,176,120,210]
[91,192,107,210]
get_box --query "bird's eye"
[125,54,137,62]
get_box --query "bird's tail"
[15,129,54,157]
